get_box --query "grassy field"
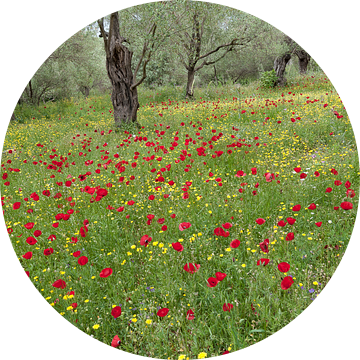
[1,74,358,359]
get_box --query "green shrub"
[260,69,278,88]
[237,78,251,86]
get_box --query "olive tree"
[168,1,268,97]
[97,2,179,127]
[21,29,107,104]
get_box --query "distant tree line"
[17,1,320,125]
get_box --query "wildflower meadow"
[2,73,359,359]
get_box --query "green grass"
[2,73,358,359]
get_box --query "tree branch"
[131,58,149,90]
[195,45,234,71]
[133,23,156,82]
[193,12,202,63]
[97,18,109,56]
[177,51,190,70]
[200,15,206,38]
[196,38,239,63]
[131,23,157,90]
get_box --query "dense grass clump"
[2,74,358,359]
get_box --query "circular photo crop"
[1,1,359,359]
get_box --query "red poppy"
[345,181,351,189]
[172,242,184,252]
[52,279,67,289]
[71,302,78,309]
[222,351,230,355]
[222,303,234,312]
[33,230,42,237]
[300,173,307,179]
[215,272,227,281]
[214,227,230,237]
[230,239,240,248]
[251,167,257,175]
[334,180,342,186]
[325,187,332,193]
[257,258,269,266]
[334,206,339,210]
[73,251,81,257]
[330,168,338,175]
[26,237,37,245]
[235,170,246,177]
[286,232,294,241]
[23,251,32,260]
[157,308,169,317]
[292,204,301,211]
[78,256,88,266]
[255,218,265,225]
[265,173,274,182]
[294,167,301,173]
[278,262,290,272]
[99,268,113,278]
[345,188,355,198]
[111,335,121,348]
[13,202,21,210]
[277,220,287,227]
[207,277,219,287]
[140,234,152,247]
[259,239,269,253]
[286,218,296,225]
[179,222,192,231]
[79,226,87,237]
[308,203,316,210]
[314,171,320,177]
[281,276,294,290]
[341,201,353,210]
[183,263,200,274]
[43,248,54,256]
[148,195,155,200]
[315,222,322,227]
[24,222,34,229]
[111,306,122,318]
[222,222,232,229]
[186,309,195,320]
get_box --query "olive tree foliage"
[20,29,108,105]
[171,0,240,96]
[204,11,284,85]
[242,27,288,78]
[119,0,191,87]
[119,8,172,88]
[166,0,271,97]
[135,50,173,88]
[70,31,109,97]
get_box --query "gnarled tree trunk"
[80,86,90,98]
[99,12,140,128]
[107,39,139,127]
[296,50,311,74]
[274,53,291,87]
